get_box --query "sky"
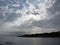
[0,0,60,34]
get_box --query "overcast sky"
[0,0,60,34]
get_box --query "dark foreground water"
[0,36,60,45]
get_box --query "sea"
[0,36,60,45]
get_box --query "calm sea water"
[0,36,60,45]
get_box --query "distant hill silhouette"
[18,31,60,38]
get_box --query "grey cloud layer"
[0,0,60,33]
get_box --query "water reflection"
[0,36,60,45]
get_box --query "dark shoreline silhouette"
[18,31,60,38]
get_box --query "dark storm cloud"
[47,0,60,28]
